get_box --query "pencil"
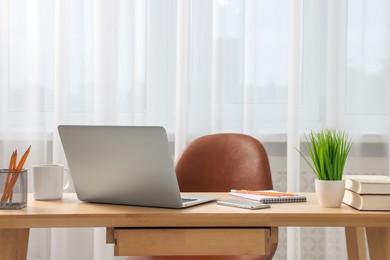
[1,151,16,202]
[231,189,296,197]
[5,151,16,186]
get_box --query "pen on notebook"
[230,189,296,197]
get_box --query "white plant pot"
[315,179,345,208]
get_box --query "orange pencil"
[231,189,296,197]
[5,151,15,186]
[15,145,30,172]
[1,151,17,202]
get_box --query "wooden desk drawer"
[109,227,272,256]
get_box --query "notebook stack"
[229,190,307,204]
[342,175,390,211]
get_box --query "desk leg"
[345,227,367,260]
[0,228,29,260]
[106,227,115,244]
[366,227,390,260]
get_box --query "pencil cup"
[33,164,70,200]
[0,169,28,209]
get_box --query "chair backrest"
[176,133,274,192]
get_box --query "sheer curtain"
[1,0,389,259]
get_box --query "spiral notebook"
[229,190,307,204]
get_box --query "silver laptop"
[58,125,216,208]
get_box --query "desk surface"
[0,193,389,229]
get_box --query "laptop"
[58,125,216,208]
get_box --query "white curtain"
[1,0,389,259]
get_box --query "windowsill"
[1,131,388,158]
[168,132,388,144]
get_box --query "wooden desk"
[0,193,389,260]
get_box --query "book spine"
[345,179,361,193]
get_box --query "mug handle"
[63,169,71,191]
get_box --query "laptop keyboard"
[181,198,198,203]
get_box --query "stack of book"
[342,175,390,210]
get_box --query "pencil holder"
[0,169,27,209]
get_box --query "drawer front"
[113,228,271,256]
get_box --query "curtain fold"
[94,0,116,124]
[0,0,389,259]
[174,0,190,160]
[286,1,302,259]
[325,0,347,128]
[243,0,256,133]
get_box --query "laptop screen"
[58,125,184,208]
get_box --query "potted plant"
[298,128,352,207]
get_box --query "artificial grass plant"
[298,128,352,181]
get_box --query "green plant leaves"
[298,128,352,180]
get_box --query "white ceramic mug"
[33,164,70,200]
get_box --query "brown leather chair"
[127,133,278,260]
